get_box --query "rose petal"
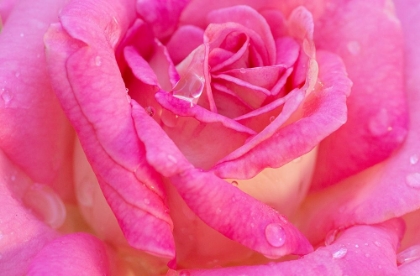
[166,25,205,65]
[27,233,115,275]
[293,0,420,245]
[44,0,175,258]
[0,150,57,275]
[0,0,74,200]
[176,219,402,276]
[311,0,408,189]
[131,101,313,258]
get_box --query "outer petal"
[175,219,403,276]
[0,150,57,276]
[27,233,114,275]
[0,0,74,200]
[294,0,420,243]
[44,0,175,258]
[311,0,408,189]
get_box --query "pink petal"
[44,0,175,258]
[293,0,420,245]
[311,0,408,190]
[213,51,350,179]
[0,150,57,275]
[166,25,205,65]
[207,5,276,64]
[136,0,190,39]
[176,219,402,276]
[131,101,313,258]
[0,0,74,200]
[0,0,18,24]
[27,233,114,275]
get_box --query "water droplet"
[265,223,286,247]
[76,181,94,207]
[368,109,391,136]
[374,241,381,247]
[0,231,3,240]
[364,242,369,246]
[146,106,155,117]
[144,198,150,205]
[325,229,338,246]
[332,247,348,259]
[355,244,359,248]
[125,88,129,93]
[20,33,24,37]
[15,72,20,78]
[167,155,177,163]
[406,173,420,188]
[250,223,255,228]
[161,110,179,128]
[397,244,420,265]
[347,41,360,55]
[231,180,238,186]
[172,73,204,105]
[1,89,12,105]
[365,253,370,258]
[95,56,102,66]
[216,208,222,214]
[269,116,275,122]
[239,68,246,73]
[22,183,66,229]
[410,155,419,165]
[11,174,16,182]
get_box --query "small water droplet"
[332,247,348,259]
[11,174,16,182]
[397,244,420,265]
[368,109,392,136]
[239,68,246,73]
[364,242,369,246]
[22,183,66,229]
[125,88,129,93]
[161,110,179,128]
[1,89,12,106]
[76,181,94,207]
[269,116,275,122]
[144,198,150,205]
[0,231,3,240]
[325,229,338,246]
[15,72,20,78]
[231,180,238,186]
[265,223,286,247]
[95,56,102,66]
[250,223,255,228]
[167,155,177,163]
[406,173,420,188]
[410,155,419,165]
[355,244,359,248]
[172,73,204,105]
[20,33,24,37]
[216,208,221,214]
[347,41,360,55]
[146,106,155,117]
[374,241,381,247]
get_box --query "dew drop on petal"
[95,56,102,66]
[161,111,179,128]
[347,41,360,55]
[216,208,222,214]
[410,155,419,165]
[22,183,66,229]
[172,73,204,105]
[167,154,177,163]
[397,244,420,265]
[406,173,420,188]
[265,223,286,247]
[269,116,275,122]
[144,198,150,205]
[146,106,155,117]
[332,247,348,259]
[1,89,12,106]
[76,181,95,207]
[325,229,338,246]
[239,68,246,73]
[231,180,238,186]
[368,108,391,136]
[374,241,381,247]
[20,33,24,37]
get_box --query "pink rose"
[0,0,419,275]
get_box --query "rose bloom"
[0,0,419,275]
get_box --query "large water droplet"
[231,180,238,186]
[172,73,204,105]
[332,247,347,259]
[410,155,419,165]
[161,110,178,128]
[406,173,420,188]
[265,223,286,247]
[368,109,392,136]
[397,244,420,265]
[347,41,360,55]
[22,183,66,229]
